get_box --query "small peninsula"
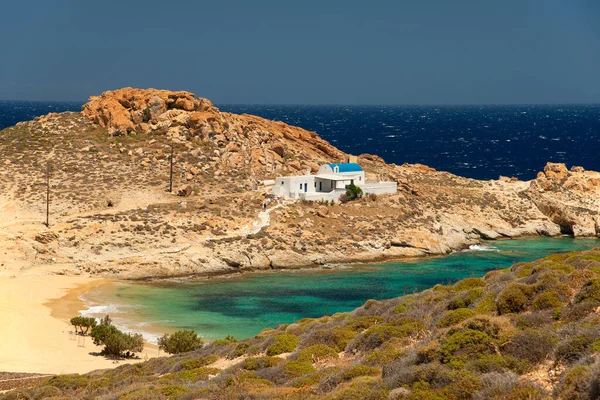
[1,88,600,281]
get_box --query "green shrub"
[225,371,274,388]
[574,279,600,303]
[266,334,300,355]
[233,342,249,357]
[440,329,495,366]
[348,315,385,331]
[474,293,497,313]
[448,288,483,309]
[364,299,380,309]
[44,374,89,391]
[90,322,144,357]
[180,355,218,370]
[242,356,282,370]
[345,183,363,201]
[119,387,162,400]
[212,334,237,346]
[532,291,563,310]
[291,371,326,388]
[169,367,219,382]
[364,345,404,366]
[284,360,316,377]
[69,316,97,335]
[297,344,338,363]
[341,364,380,381]
[557,365,591,400]
[460,315,513,339]
[306,327,357,352]
[157,330,203,354]
[159,384,189,397]
[417,340,441,364]
[357,319,424,350]
[331,376,389,400]
[328,327,358,351]
[437,308,477,328]
[467,354,528,374]
[556,334,595,363]
[31,386,62,399]
[453,278,486,292]
[496,283,531,314]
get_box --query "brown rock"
[271,144,285,158]
[81,88,217,136]
[177,185,193,197]
[35,232,59,244]
[316,206,329,218]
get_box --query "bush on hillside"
[437,309,477,328]
[90,317,144,357]
[266,334,300,356]
[496,284,531,314]
[158,330,203,354]
[504,329,555,364]
[345,184,363,201]
[297,344,338,363]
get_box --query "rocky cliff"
[0,88,599,279]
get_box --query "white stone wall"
[360,182,398,195]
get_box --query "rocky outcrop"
[81,88,346,180]
[529,163,600,236]
[3,88,600,280]
[82,88,217,136]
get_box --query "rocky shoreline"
[1,88,600,281]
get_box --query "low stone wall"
[360,182,398,195]
[299,189,346,202]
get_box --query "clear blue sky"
[1,0,599,104]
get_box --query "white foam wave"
[79,304,122,316]
[466,244,500,252]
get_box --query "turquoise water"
[81,237,598,341]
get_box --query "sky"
[0,0,599,104]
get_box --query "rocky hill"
[4,248,600,399]
[1,88,600,279]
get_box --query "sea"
[2,101,600,340]
[1,101,600,180]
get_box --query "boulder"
[177,185,193,197]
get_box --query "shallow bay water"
[80,237,598,341]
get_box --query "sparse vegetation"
[89,315,144,357]
[158,330,204,354]
[69,316,97,335]
[4,228,600,398]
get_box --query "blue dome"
[329,163,363,173]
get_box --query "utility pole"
[45,162,50,227]
[169,139,174,193]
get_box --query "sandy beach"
[0,274,151,375]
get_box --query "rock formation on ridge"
[1,87,600,279]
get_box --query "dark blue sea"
[2,101,599,180]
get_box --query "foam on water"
[465,244,500,252]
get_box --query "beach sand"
[0,275,152,375]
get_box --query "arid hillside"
[1,88,600,279]
[4,247,600,399]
